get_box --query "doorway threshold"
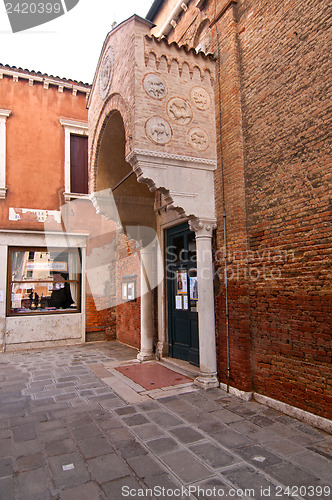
[160,356,200,379]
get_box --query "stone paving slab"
[0,341,331,500]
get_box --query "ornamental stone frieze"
[88,15,217,222]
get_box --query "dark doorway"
[167,223,199,366]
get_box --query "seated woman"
[50,273,74,309]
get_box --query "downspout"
[155,0,191,37]
[213,0,231,392]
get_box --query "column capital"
[189,217,217,238]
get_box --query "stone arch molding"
[88,15,217,223]
[89,93,132,193]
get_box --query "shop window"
[59,118,88,201]
[8,247,81,315]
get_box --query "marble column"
[137,246,155,361]
[190,218,219,389]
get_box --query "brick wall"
[238,0,332,418]
[85,295,116,341]
[115,234,141,349]
[154,0,332,418]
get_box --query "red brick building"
[145,0,331,420]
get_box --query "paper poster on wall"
[190,276,198,300]
[183,295,188,310]
[175,295,182,310]
[176,270,187,294]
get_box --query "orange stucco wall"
[0,72,89,231]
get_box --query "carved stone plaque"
[99,46,113,99]
[143,73,167,99]
[167,97,193,125]
[188,127,209,151]
[146,116,172,145]
[190,86,211,111]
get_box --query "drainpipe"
[155,0,191,38]
[213,0,231,392]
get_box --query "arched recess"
[194,18,213,54]
[90,105,158,354]
[89,93,133,194]
[90,107,156,229]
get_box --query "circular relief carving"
[187,127,209,151]
[167,97,193,125]
[143,73,167,99]
[190,86,211,111]
[146,116,172,145]
[99,46,113,99]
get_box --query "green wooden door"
[167,223,199,366]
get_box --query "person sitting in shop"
[50,273,74,309]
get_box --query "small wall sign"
[121,276,137,302]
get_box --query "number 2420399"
[5,3,62,14]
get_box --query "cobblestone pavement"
[0,342,331,500]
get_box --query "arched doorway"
[88,15,219,389]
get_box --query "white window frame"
[0,109,12,199]
[59,118,88,202]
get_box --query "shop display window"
[7,247,81,315]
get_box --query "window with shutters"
[60,118,88,201]
[0,109,12,199]
[70,134,88,194]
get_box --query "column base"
[137,350,155,362]
[194,372,219,390]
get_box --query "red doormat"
[115,362,193,390]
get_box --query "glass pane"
[187,232,196,262]
[11,249,80,282]
[9,248,81,315]
[10,280,79,314]
[167,235,184,263]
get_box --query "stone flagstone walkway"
[0,341,331,500]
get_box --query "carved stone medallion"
[187,127,209,151]
[146,116,172,145]
[143,73,167,99]
[190,86,211,111]
[167,97,193,125]
[99,46,113,99]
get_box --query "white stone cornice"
[126,149,216,221]
[59,118,88,134]
[0,109,12,119]
[0,67,90,95]
[126,149,217,171]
